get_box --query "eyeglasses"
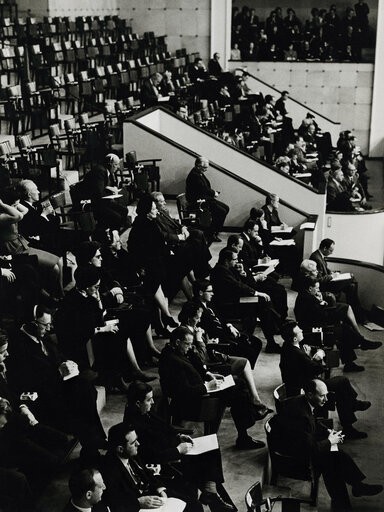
[36,321,52,328]
[94,254,102,259]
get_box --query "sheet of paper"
[207,374,235,393]
[270,239,296,246]
[240,296,259,303]
[300,222,316,230]
[102,194,123,199]
[158,96,170,102]
[331,272,351,282]
[140,497,186,512]
[363,322,384,331]
[271,226,293,233]
[185,434,219,455]
[293,172,312,178]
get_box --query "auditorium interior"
[0,0,384,511]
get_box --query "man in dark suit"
[294,276,380,372]
[279,320,371,439]
[159,327,266,450]
[140,72,163,108]
[63,468,109,512]
[326,167,355,212]
[17,179,61,254]
[271,379,382,511]
[310,238,365,321]
[82,154,127,230]
[192,278,262,368]
[101,422,203,512]
[151,191,211,278]
[186,156,229,243]
[7,305,107,462]
[207,52,223,78]
[210,248,281,353]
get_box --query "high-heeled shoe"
[163,315,179,328]
[153,326,171,338]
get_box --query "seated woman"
[55,265,156,387]
[123,382,235,511]
[97,228,178,339]
[178,302,272,418]
[128,195,181,331]
[0,187,64,299]
[75,239,161,360]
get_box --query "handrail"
[242,69,341,127]
[326,207,384,215]
[126,116,311,218]
[130,105,325,195]
[327,257,384,274]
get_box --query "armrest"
[136,158,162,164]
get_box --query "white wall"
[232,61,374,155]
[124,120,308,229]
[324,210,384,266]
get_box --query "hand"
[313,349,325,361]
[1,268,16,282]
[227,324,240,338]
[110,286,123,297]
[138,496,164,508]
[257,292,271,302]
[179,434,194,444]
[212,373,225,381]
[195,327,204,342]
[328,430,344,446]
[302,344,312,356]
[177,441,193,455]
[106,186,119,195]
[42,204,54,216]
[214,191,219,197]
[206,379,219,391]
[20,406,38,426]
[115,293,124,304]
[103,323,119,334]
[181,226,189,238]
[254,273,267,282]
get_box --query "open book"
[331,272,352,282]
[207,374,235,393]
[270,239,296,246]
[140,497,186,512]
[252,258,279,276]
[185,434,219,455]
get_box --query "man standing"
[186,156,230,243]
[271,379,382,511]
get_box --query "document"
[140,497,186,512]
[240,296,259,303]
[300,222,316,230]
[252,258,279,275]
[207,374,235,393]
[363,322,384,331]
[185,434,219,456]
[102,194,123,199]
[270,239,296,246]
[331,272,352,282]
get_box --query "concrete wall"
[240,61,374,155]
[18,0,49,18]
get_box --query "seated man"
[280,320,371,439]
[140,72,164,108]
[151,191,212,279]
[192,278,262,368]
[16,179,61,255]
[7,304,107,463]
[210,248,281,353]
[101,423,203,512]
[294,276,381,372]
[123,382,235,511]
[310,238,366,321]
[326,167,355,212]
[63,468,108,512]
[186,157,229,243]
[270,379,382,511]
[159,326,266,450]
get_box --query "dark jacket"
[186,168,216,204]
[309,249,333,285]
[280,343,323,396]
[261,205,282,230]
[294,290,329,328]
[210,263,255,305]
[140,78,160,107]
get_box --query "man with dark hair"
[208,52,223,78]
[63,468,108,512]
[280,320,371,439]
[186,156,230,243]
[123,382,235,511]
[151,191,211,278]
[211,247,281,353]
[310,238,366,321]
[101,422,203,512]
[275,90,289,117]
[159,326,267,450]
[294,275,381,372]
[271,378,382,511]
[192,278,262,367]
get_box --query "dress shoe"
[354,400,371,411]
[352,483,383,497]
[132,371,157,382]
[199,492,235,511]
[360,339,382,351]
[163,315,180,329]
[343,362,365,372]
[343,426,368,440]
[253,404,274,420]
[211,233,222,243]
[265,342,281,354]
[235,436,265,450]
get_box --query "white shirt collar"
[70,500,92,512]
[20,325,41,345]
